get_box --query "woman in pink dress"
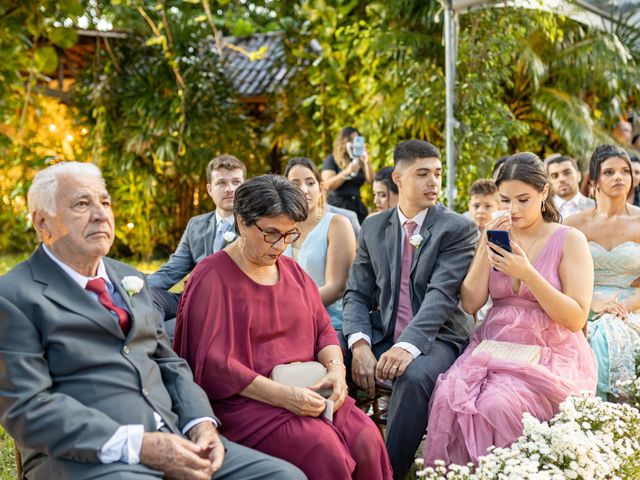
[424,153,598,465]
[174,175,392,480]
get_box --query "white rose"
[409,233,424,248]
[122,276,144,296]
[223,231,237,243]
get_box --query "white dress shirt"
[554,192,594,219]
[347,207,429,359]
[42,245,215,464]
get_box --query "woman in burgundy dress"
[174,175,392,480]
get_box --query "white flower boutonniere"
[122,276,144,296]
[223,231,237,243]
[409,233,424,249]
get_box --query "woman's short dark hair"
[588,145,632,199]
[373,166,398,194]
[283,157,321,183]
[233,175,308,227]
[496,152,560,223]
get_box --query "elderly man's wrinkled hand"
[186,421,225,475]
[281,385,327,417]
[140,432,214,480]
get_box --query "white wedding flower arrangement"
[415,393,640,479]
[617,363,640,413]
[121,276,144,296]
[223,231,237,243]
[409,233,424,248]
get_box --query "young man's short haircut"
[469,179,497,197]
[393,140,440,167]
[546,155,579,172]
[207,154,246,181]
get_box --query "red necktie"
[86,278,131,335]
[394,221,417,341]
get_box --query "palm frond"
[532,86,597,156]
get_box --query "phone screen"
[486,230,512,255]
[352,136,365,157]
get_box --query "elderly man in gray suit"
[0,162,304,480]
[343,140,477,480]
[148,154,245,321]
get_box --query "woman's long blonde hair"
[332,127,359,170]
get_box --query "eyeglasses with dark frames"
[254,223,301,244]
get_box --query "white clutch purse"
[270,361,332,397]
[472,340,542,365]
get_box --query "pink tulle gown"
[424,226,597,465]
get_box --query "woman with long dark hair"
[424,153,597,465]
[565,144,640,400]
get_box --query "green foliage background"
[1,0,639,259]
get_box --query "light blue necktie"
[213,221,232,252]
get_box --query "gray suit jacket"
[149,211,225,290]
[342,204,478,356]
[0,246,215,479]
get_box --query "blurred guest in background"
[613,119,633,146]
[545,155,594,220]
[372,167,399,213]
[322,127,374,223]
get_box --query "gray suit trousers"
[77,437,306,480]
[344,340,457,480]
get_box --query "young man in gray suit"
[148,154,246,320]
[0,162,304,480]
[342,140,477,480]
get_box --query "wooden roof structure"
[45,29,293,106]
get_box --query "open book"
[472,340,542,365]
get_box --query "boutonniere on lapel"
[223,231,237,244]
[409,233,424,249]
[122,276,144,296]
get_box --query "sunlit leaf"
[33,46,57,74]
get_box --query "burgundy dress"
[174,252,392,480]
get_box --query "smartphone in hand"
[486,230,512,255]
